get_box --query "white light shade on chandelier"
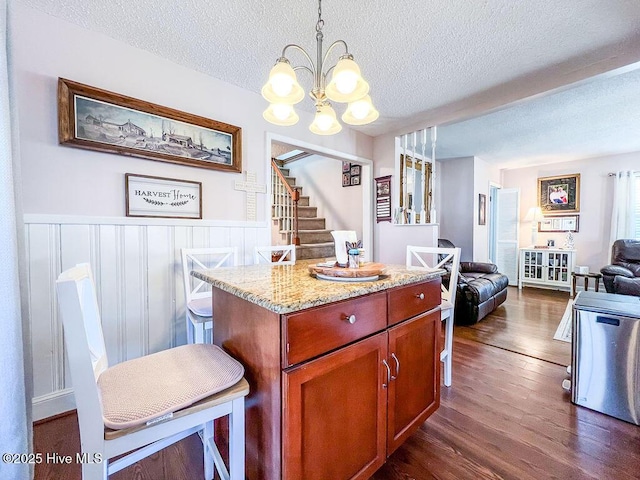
[341,95,379,125]
[324,57,370,103]
[261,60,305,105]
[309,104,342,135]
[262,103,300,126]
[261,0,378,135]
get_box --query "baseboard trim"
[32,389,75,422]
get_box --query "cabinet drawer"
[387,279,441,326]
[284,292,387,367]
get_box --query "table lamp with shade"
[524,207,545,246]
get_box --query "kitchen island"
[193,260,443,480]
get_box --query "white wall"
[13,5,373,220]
[286,154,364,239]
[12,4,374,418]
[473,157,502,262]
[371,133,440,265]
[435,155,501,262]
[502,151,640,274]
[437,157,474,261]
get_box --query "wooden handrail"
[271,159,300,246]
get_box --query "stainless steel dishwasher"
[571,291,640,425]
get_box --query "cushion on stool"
[188,297,213,317]
[97,344,244,429]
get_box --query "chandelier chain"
[316,0,324,33]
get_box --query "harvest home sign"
[125,174,202,219]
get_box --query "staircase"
[272,165,335,260]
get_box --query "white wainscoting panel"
[25,215,268,420]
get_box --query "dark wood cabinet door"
[283,333,388,480]
[386,309,441,454]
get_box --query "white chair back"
[181,247,239,304]
[181,247,238,344]
[57,263,249,479]
[254,245,296,265]
[56,264,109,445]
[406,245,461,387]
[406,245,461,305]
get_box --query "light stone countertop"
[192,260,443,314]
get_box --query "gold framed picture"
[538,173,580,214]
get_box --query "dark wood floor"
[455,286,572,366]
[33,287,639,479]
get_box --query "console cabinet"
[518,248,576,292]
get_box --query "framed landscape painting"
[58,78,242,172]
[538,173,580,214]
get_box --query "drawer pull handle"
[382,359,391,388]
[391,353,400,380]
[343,314,357,324]
[416,293,425,300]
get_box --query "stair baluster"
[271,159,300,246]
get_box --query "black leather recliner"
[600,239,640,296]
[438,239,509,325]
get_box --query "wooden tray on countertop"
[308,262,386,280]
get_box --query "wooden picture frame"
[125,173,202,219]
[538,173,580,213]
[478,193,487,225]
[375,175,392,223]
[398,154,432,223]
[538,215,579,233]
[58,78,242,172]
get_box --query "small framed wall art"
[342,161,361,187]
[478,193,487,225]
[538,214,579,233]
[125,173,202,219]
[375,175,392,223]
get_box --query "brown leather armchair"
[600,239,640,296]
[438,239,509,325]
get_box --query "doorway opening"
[266,133,373,261]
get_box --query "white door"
[495,188,520,286]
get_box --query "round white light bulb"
[316,113,333,131]
[350,99,371,119]
[334,71,358,95]
[270,73,294,97]
[272,104,293,120]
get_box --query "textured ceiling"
[17,0,640,167]
[436,66,640,168]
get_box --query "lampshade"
[524,207,544,222]
[325,57,369,103]
[262,103,299,126]
[341,95,379,125]
[309,104,342,135]
[261,60,305,105]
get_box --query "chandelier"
[261,0,378,135]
